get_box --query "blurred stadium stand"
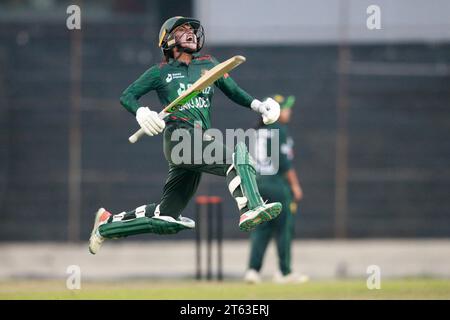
[0,0,449,241]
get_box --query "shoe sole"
[239,202,282,232]
[89,208,105,255]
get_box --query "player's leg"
[186,139,282,231]
[159,164,203,217]
[273,192,308,283]
[89,166,201,254]
[244,182,279,282]
[274,195,294,276]
[89,206,194,255]
[245,218,274,283]
[227,142,282,231]
[182,139,282,231]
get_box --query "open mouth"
[186,34,195,42]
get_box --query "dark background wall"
[1,14,449,241]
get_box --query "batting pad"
[232,142,264,210]
[98,215,195,239]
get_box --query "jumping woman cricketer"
[89,16,283,254]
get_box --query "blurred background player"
[88,16,283,254]
[244,95,309,284]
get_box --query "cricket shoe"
[239,202,282,232]
[244,269,262,284]
[88,207,112,255]
[273,271,310,284]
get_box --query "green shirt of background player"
[88,16,284,255]
[244,95,309,284]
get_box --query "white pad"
[154,204,161,217]
[228,176,242,194]
[235,196,248,210]
[112,212,126,222]
[226,163,235,175]
[135,205,146,218]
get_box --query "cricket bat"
[128,55,246,143]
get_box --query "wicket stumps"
[195,195,223,281]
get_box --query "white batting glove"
[136,107,165,136]
[251,98,281,125]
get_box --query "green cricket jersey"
[120,53,254,129]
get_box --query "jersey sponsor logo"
[166,72,185,83]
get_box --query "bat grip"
[128,111,168,144]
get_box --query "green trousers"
[248,179,294,275]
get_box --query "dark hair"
[163,49,174,62]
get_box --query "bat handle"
[128,129,144,144]
[128,111,168,144]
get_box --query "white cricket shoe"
[244,269,262,284]
[273,270,310,284]
[88,208,111,255]
[239,202,282,232]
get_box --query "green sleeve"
[120,66,163,115]
[212,58,254,108]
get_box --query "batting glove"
[251,98,281,125]
[136,107,166,136]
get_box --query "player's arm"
[286,169,303,202]
[120,66,165,136]
[215,73,254,108]
[120,66,162,115]
[212,57,280,124]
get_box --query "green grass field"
[1,278,449,299]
